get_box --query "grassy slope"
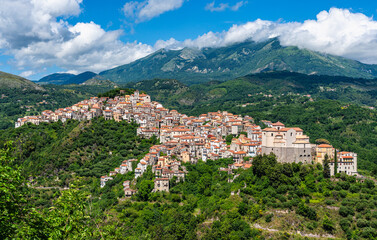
[0,71,45,90]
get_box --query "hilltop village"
[16,90,358,196]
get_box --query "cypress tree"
[323,154,331,178]
[334,149,338,175]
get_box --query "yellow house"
[315,144,334,164]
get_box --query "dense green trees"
[296,202,317,220]
[97,88,136,98]
[0,142,93,239]
[0,118,158,179]
[1,140,377,239]
[252,154,277,177]
[0,142,27,239]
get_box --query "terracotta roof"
[155,178,169,181]
[318,144,333,148]
[272,121,285,126]
[263,128,278,132]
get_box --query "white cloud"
[157,8,377,65]
[123,0,184,22]
[278,8,377,64]
[205,1,247,12]
[32,0,83,17]
[231,1,247,11]
[2,5,377,79]
[20,70,35,78]
[11,22,154,73]
[0,0,154,74]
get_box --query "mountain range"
[33,39,377,86]
[38,71,96,85]
[99,39,377,85]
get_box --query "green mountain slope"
[0,71,44,91]
[126,72,377,109]
[82,76,118,87]
[39,71,97,85]
[66,71,97,84]
[38,73,75,85]
[100,39,377,85]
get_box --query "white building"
[330,151,358,176]
[100,176,113,188]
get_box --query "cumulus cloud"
[157,8,377,65]
[123,0,184,22]
[205,1,247,12]
[279,8,377,64]
[0,0,154,74]
[2,5,377,79]
[11,21,154,73]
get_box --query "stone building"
[261,123,314,164]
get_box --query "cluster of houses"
[101,155,187,196]
[16,90,358,196]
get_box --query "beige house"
[180,151,191,163]
[124,188,137,197]
[153,178,169,192]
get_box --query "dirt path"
[28,185,69,190]
[253,224,336,239]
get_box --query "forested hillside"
[2,142,377,239]
[38,71,97,85]
[2,74,377,239]
[127,71,377,109]
[0,118,157,183]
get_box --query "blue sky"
[77,0,377,45]
[1,0,377,80]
